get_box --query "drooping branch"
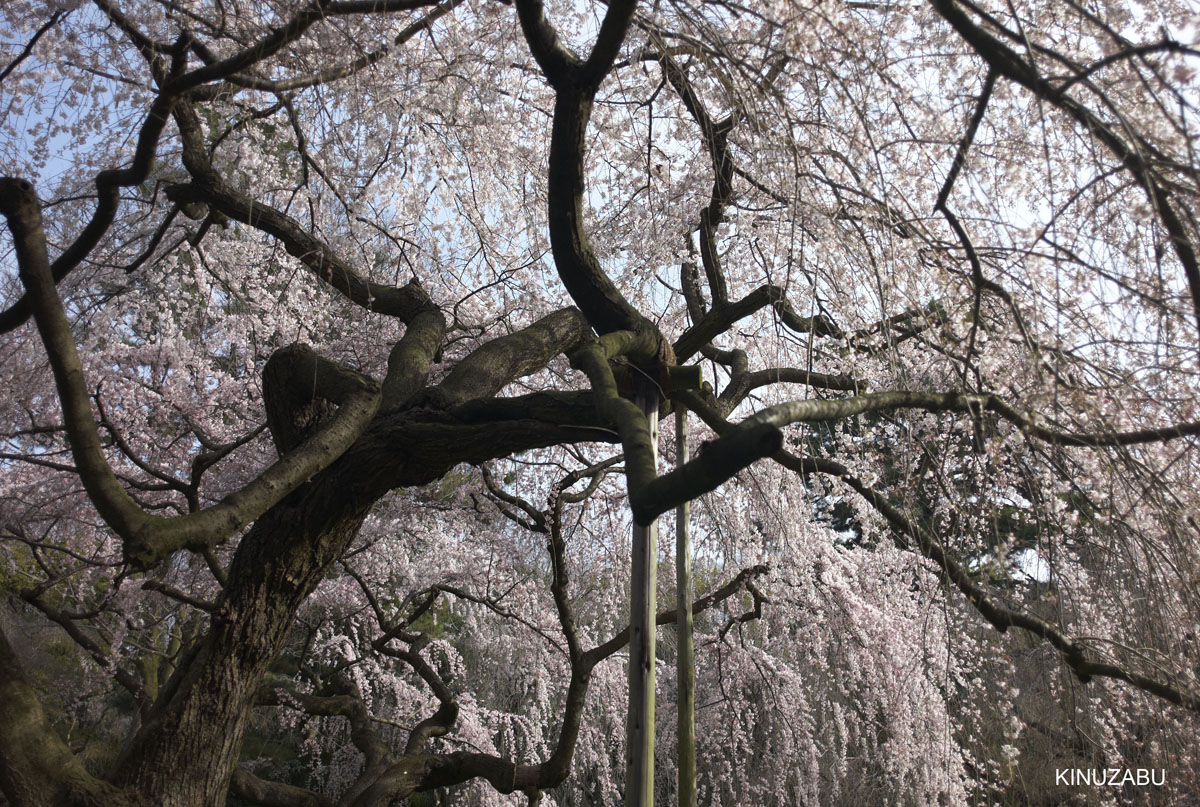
[934,69,997,214]
[331,459,771,805]
[162,0,446,94]
[479,464,549,533]
[677,390,1200,714]
[342,561,772,805]
[163,178,430,322]
[836,467,1200,711]
[267,678,391,771]
[211,0,465,93]
[168,102,433,323]
[930,0,1200,335]
[0,11,62,83]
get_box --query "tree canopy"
[2,0,1200,804]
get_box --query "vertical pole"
[675,407,695,807]
[626,383,659,807]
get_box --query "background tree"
[2,0,1200,805]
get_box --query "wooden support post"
[626,382,659,807]
[675,407,696,807]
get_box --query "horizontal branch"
[434,308,591,407]
[674,284,842,362]
[229,767,331,807]
[743,390,1200,447]
[719,367,863,411]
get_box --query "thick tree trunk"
[112,501,368,806]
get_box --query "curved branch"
[20,591,150,709]
[229,767,332,807]
[0,625,132,806]
[3,176,381,568]
[382,307,446,412]
[322,682,394,768]
[568,339,660,522]
[660,51,734,307]
[0,47,186,335]
[516,0,661,359]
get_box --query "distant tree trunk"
[675,408,696,807]
[625,382,659,807]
